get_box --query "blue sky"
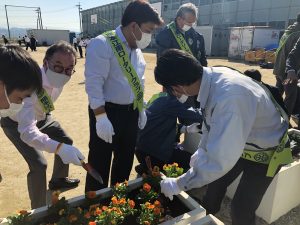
[0,0,119,32]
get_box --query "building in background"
[81,0,300,56]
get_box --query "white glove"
[160,177,181,200]
[96,113,115,143]
[138,109,147,129]
[57,144,85,166]
[180,123,201,133]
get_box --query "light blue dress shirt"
[85,25,146,109]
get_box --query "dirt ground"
[0,47,299,224]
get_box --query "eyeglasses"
[47,61,76,76]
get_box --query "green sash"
[168,22,193,55]
[276,31,300,55]
[103,30,144,112]
[37,88,55,113]
[146,92,168,108]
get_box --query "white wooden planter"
[2,177,208,225]
[226,161,300,224]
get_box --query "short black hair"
[121,0,163,27]
[244,69,262,82]
[0,45,42,94]
[297,13,300,23]
[154,49,203,89]
[44,40,77,63]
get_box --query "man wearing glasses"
[1,41,85,209]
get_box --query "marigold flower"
[111,196,119,205]
[153,207,161,215]
[128,200,135,209]
[119,198,126,205]
[18,210,28,215]
[144,221,151,225]
[143,183,151,192]
[163,165,167,170]
[84,212,91,219]
[89,222,97,225]
[86,191,97,199]
[95,208,102,215]
[147,204,155,209]
[102,206,108,211]
[172,162,178,167]
[154,200,161,207]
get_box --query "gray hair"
[44,40,77,63]
[176,3,198,19]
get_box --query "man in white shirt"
[84,0,163,191]
[1,41,85,209]
[154,49,292,225]
[0,45,43,183]
[72,36,78,52]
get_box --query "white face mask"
[177,94,188,103]
[132,26,152,49]
[45,66,71,88]
[182,24,192,32]
[0,86,24,117]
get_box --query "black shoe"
[49,178,80,190]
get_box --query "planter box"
[2,177,207,225]
[182,214,224,225]
[226,161,300,224]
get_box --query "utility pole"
[5,5,11,39]
[76,2,83,34]
[39,7,43,29]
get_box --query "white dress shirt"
[84,25,146,109]
[177,67,287,191]
[9,68,63,153]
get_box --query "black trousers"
[78,46,83,58]
[85,103,139,192]
[202,158,275,225]
[135,147,192,173]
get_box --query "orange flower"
[86,191,97,199]
[143,183,151,193]
[153,207,161,215]
[128,200,135,209]
[18,210,29,215]
[172,162,178,167]
[68,214,78,223]
[89,222,97,225]
[163,164,167,170]
[95,208,102,215]
[119,198,126,205]
[84,212,91,219]
[111,196,119,205]
[144,221,151,225]
[154,200,161,207]
[102,206,108,211]
[145,202,151,207]
[147,204,155,209]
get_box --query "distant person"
[273,12,300,96]
[73,36,78,52]
[0,45,43,184]
[244,69,288,114]
[156,3,207,66]
[24,35,30,50]
[18,36,22,46]
[283,36,300,123]
[2,35,9,45]
[30,35,37,51]
[1,41,84,209]
[78,38,83,58]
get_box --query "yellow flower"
[172,162,178,167]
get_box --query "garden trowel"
[81,160,103,184]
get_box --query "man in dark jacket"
[284,36,300,121]
[273,13,300,95]
[155,3,207,67]
[135,92,202,173]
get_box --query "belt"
[105,102,135,111]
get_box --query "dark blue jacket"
[156,21,208,66]
[136,93,202,161]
